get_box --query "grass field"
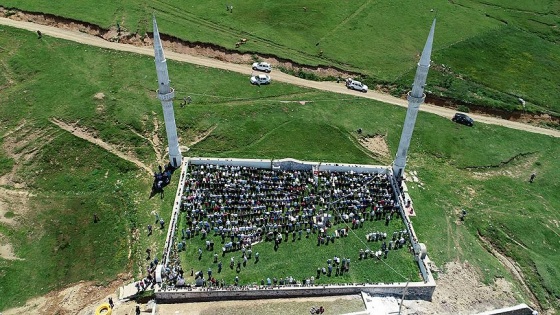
[178,199,420,287]
[0,25,559,313]
[1,0,560,115]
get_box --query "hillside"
[1,0,559,119]
[0,18,559,315]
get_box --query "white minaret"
[392,19,436,179]
[153,15,182,168]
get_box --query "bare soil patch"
[358,134,390,159]
[93,92,105,100]
[0,233,20,260]
[403,261,519,315]
[0,187,32,226]
[3,274,130,315]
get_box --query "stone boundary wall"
[162,159,190,266]
[188,157,389,174]
[159,157,436,302]
[389,175,433,283]
[155,282,435,303]
[474,304,535,315]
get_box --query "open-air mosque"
[113,15,536,315]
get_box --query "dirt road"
[1,17,559,138]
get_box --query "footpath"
[1,17,559,138]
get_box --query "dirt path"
[50,118,153,175]
[1,17,559,138]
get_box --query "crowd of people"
[156,163,408,289]
[179,164,399,243]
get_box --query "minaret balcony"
[407,91,425,104]
[157,88,175,101]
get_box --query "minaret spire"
[153,15,182,168]
[392,19,436,179]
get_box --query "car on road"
[451,113,474,127]
[346,78,368,92]
[252,62,272,73]
[250,74,271,85]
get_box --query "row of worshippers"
[180,164,398,221]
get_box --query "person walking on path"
[108,297,114,309]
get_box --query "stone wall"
[474,304,535,315]
[160,157,437,303]
[155,282,436,303]
[189,157,388,173]
[189,157,272,169]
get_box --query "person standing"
[108,297,114,309]
[529,173,536,183]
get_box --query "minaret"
[153,15,182,168]
[392,19,436,179]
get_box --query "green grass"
[0,25,559,313]
[2,0,560,114]
[178,207,419,287]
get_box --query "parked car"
[345,78,368,92]
[451,113,474,127]
[252,62,272,73]
[250,74,271,85]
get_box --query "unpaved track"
[1,17,559,138]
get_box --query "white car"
[346,78,368,92]
[252,62,272,73]
[250,74,271,85]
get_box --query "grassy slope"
[0,26,559,311]
[3,0,560,114]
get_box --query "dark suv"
[452,113,474,127]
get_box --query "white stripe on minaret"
[392,19,436,179]
[153,15,182,168]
